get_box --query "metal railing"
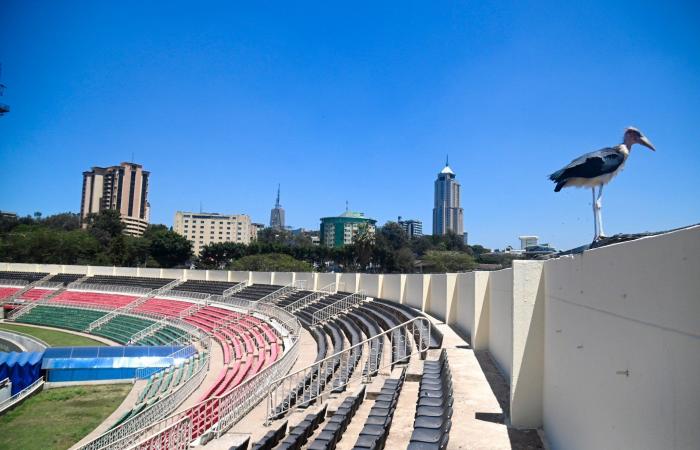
[66,274,90,288]
[80,351,211,450]
[256,280,307,304]
[126,417,192,450]
[283,282,337,313]
[222,280,248,298]
[265,317,431,422]
[33,280,64,289]
[158,290,210,301]
[133,345,200,380]
[311,291,367,325]
[0,376,44,415]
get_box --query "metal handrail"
[311,291,367,325]
[265,316,431,421]
[222,280,248,298]
[256,280,306,304]
[283,282,336,313]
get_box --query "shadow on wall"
[474,350,544,450]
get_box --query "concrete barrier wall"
[294,272,316,290]
[2,225,698,448]
[359,274,382,298]
[489,268,514,380]
[404,274,429,310]
[380,274,404,303]
[339,273,359,293]
[272,272,294,286]
[542,227,700,450]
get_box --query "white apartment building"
[173,211,255,255]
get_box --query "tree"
[146,227,192,268]
[352,224,375,271]
[85,210,124,247]
[197,242,247,269]
[42,212,81,231]
[421,250,476,273]
[229,253,313,272]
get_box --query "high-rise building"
[320,211,376,248]
[269,185,285,229]
[250,223,265,241]
[80,162,150,236]
[432,157,464,236]
[397,216,423,239]
[173,211,254,256]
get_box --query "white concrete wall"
[359,274,383,298]
[272,272,294,286]
[229,271,250,283]
[251,271,273,285]
[489,268,513,381]
[427,273,457,323]
[207,270,229,282]
[542,226,700,450]
[380,274,405,303]
[294,272,317,290]
[510,261,545,429]
[339,273,360,293]
[317,273,338,290]
[404,274,430,311]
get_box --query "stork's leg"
[596,185,606,238]
[591,187,599,240]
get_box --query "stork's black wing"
[549,148,625,183]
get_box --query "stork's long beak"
[640,135,656,151]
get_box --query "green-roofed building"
[320,211,377,248]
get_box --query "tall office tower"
[432,157,464,236]
[80,162,150,236]
[173,211,254,256]
[269,184,285,229]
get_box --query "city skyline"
[1,2,699,251]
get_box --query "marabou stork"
[549,127,655,241]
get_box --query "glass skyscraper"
[432,159,464,236]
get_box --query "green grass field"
[0,384,131,450]
[0,322,105,347]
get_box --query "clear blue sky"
[1,1,698,250]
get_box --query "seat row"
[0,271,48,283]
[308,387,366,450]
[407,350,452,450]
[83,274,175,290]
[175,279,242,295]
[233,284,284,301]
[351,370,406,450]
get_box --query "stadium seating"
[173,280,242,295]
[51,290,138,308]
[16,305,107,331]
[92,315,156,344]
[16,288,54,302]
[252,420,288,450]
[0,271,48,283]
[308,388,366,450]
[47,273,84,285]
[407,350,452,450]
[233,284,283,301]
[82,275,175,290]
[0,287,21,300]
[351,370,406,450]
[276,404,327,450]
